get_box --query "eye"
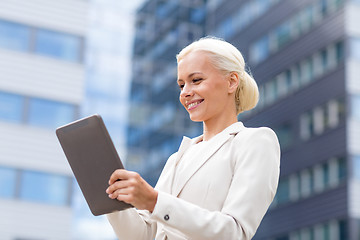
[178,83,184,89]
[192,78,203,83]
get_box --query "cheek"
[179,94,185,108]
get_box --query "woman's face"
[177,51,236,123]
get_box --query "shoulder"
[234,126,278,144]
[230,126,281,171]
[230,126,280,159]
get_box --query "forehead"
[177,51,212,73]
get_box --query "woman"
[106,37,280,240]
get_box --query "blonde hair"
[176,36,259,115]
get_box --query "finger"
[108,188,127,199]
[108,169,128,185]
[106,179,129,194]
[109,188,132,201]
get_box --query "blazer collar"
[172,122,245,196]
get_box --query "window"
[320,48,328,71]
[0,91,24,123]
[0,166,17,198]
[313,164,325,192]
[214,0,279,40]
[265,80,277,104]
[335,41,344,63]
[352,95,360,120]
[327,100,340,128]
[339,219,347,240]
[35,29,82,62]
[289,174,300,201]
[291,64,302,90]
[328,158,339,186]
[313,106,325,135]
[20,170,70,205]
[354,156,360,180]
[249,0,344,63]
[323,164,329,187]
[275,123,293,149]
[300,98,344,141]
[300,169,312,197]
[0,19,83,62]
[301,58,314,84]
[221,18,234,39]
[351,38,360,60]
[320,0,329,16]
[323,222,330,240]
[191,7,206,24]
[0,20,30,51]
[250,36,269,64]
[300,111,313,140]
[275,22,292,48]
[300,5,315,32]
[28,98,76,128]
[338,157,347,181]
[276,178,290,204]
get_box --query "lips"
[186,99,204,110]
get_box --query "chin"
[188,114,204,122]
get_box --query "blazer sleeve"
[106,152,178,240]
[107,208,156,240]
[149,127,280,240]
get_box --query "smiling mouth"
[187,100,204,110]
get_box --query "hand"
[106,169,158,212]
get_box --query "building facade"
[0,0,88,239]
[207,0,358,239]
[72,1,143,239]
[129,0,360,239]
[127,0,206,186]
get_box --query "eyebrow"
[177,72,202,82]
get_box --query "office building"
[0,0,88,239]
[72,1,143,239]
[127,0,206,186]
[129,0,360,239]
[207,0,360,239]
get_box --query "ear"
[228,72,239,94]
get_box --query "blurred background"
[0,0,359,239]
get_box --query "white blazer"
[107,122,280,240]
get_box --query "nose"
[180,84,193,99]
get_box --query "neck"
[202,112,238,141]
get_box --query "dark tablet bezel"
[56,114,132,216]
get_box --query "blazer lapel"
[165,136,193,194]
[172,122,245,197]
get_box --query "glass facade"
[352,95,360,120]
[249,0,344,64]
[354,156,360,180]
[0,167,17,198]
[0,166,71,206]
[212,0,281,39]
[20,170,70,205]
[28,98,75,128]
[0,19,30,51]
[0,18,83,63]
[127,0,205,186]
[255,40,344,113]
[0,90,77,129]
[274,156,347,207]
[35,29,82,62]
[0,91,24,123]
[130,0,358,238]
[300,98,345,141]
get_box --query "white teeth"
[187,102,199,109]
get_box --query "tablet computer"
[56,114,132,216]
